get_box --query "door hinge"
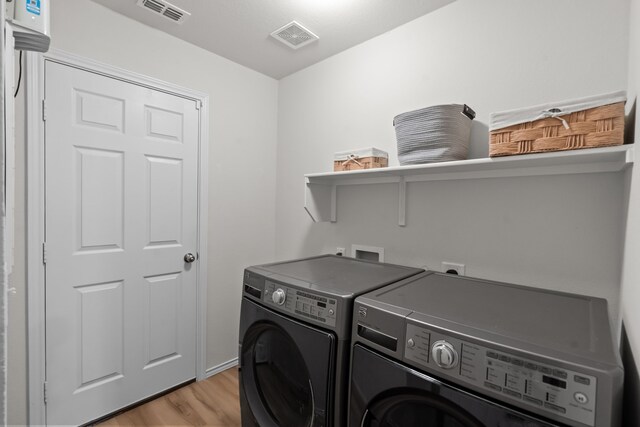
[43,381,47,404]
[42,242,47,264]
[42,99,47,121]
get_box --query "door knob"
[184,253,196,263]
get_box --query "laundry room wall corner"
[276,0,629,329]
[620,0,640,423]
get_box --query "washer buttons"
[407,339,415,348]
[574,392,589,404]
[328,308,335,315]
[574,375,591,385]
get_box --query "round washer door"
[362,392,485,427]
[239,299,335,427]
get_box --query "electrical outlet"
[442,262,465,276]
[336,247,346,256]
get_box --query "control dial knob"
[431,340,458,369]
[272,288,286,305]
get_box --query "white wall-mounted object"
[304,145,635,226]
[351,244,384,262]
[5,0,50,52]
[270,21,319,50]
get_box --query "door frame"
[25,49,210,426]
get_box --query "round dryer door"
[239,299,335,427]
[249,326,313,426]
[362,392,485,427]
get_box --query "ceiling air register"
[271,21,319,50]
[136,0,190,24]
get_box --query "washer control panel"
[404,323,597,426]
[263,280,337,327]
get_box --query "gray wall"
[621,0,640,423]
[277,1,636,422]
[276,0,630,339]
[7,0,279,425]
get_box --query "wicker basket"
[489,92,626,157]
[333,148,388,171]
[333,156,388,171]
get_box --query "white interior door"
[44,61,200,426]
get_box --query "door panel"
[45,61,199,426]
[76,281,124,388]
[75,89,125,132]
[144,273,181,366]
[75,147,124,251]
[146,156,183,245]
[145,105,184,142]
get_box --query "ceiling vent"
[270,21,319,50]
[136,0,191,24]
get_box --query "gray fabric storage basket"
[394,104,475,165]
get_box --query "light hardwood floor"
[97,368,241,426]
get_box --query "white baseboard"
[205,357,239,378]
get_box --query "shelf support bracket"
[305,179,337,223]
[398,177,406,227]
[330,184,337,222]
[626,146,635,164]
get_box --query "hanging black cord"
[14,50,23,98]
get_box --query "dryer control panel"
[404,323,597,427]
[263,280,337,327]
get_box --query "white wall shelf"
[305,145,635,226]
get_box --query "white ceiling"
[91,0,454,79]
